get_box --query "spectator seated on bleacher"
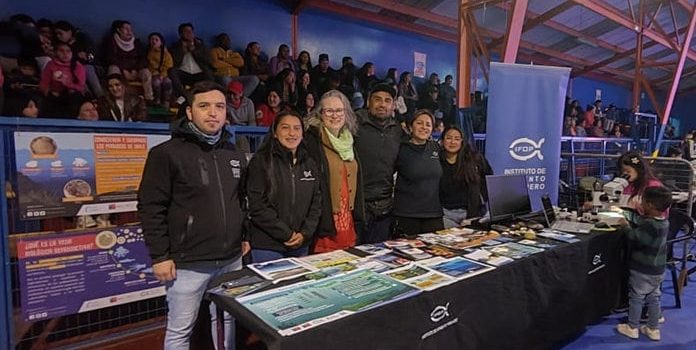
[438,75,456,124]
[54,20,103,97]
[297,91,315,118]
[77,98,99,121]
[398,71,418,117]
[210,33,258,97]
[6,93,40,118]
[268,44,296,78]
[269,68,297,107]
[98,73,146,122]
[227,81,255,126]
[357,62,379,98]
[146,32,173,108]
[104,20,153,103]
[296,69,313,104]
[243,41,270,92]
[169,23,214,103]
[417,85,440,117]
[255,87,286,127]
[39,41,86,118]
[3,57,39,114]
[311,53,335,97]
[295,50,312,74]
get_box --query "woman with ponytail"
[147,32,173,107]
[246,111,321,262]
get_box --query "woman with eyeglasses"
[304,90,364,252]
[439,126,493,228]
[393,110,444,236]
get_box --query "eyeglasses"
[322,108,345,116]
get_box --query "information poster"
[14,132,169,219]
[238,269,421,336]
[16,225,164,321]
[414,52,427,78]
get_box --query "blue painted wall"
[298,9,457,83]
[569,77,632,109]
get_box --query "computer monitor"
[485,174,532,222]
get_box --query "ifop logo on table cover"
[430,302,450,322]
[509,138,545,161]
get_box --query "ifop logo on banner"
[509,138,545,161]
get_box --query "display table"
[211,231,624,350]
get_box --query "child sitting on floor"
[616,186,672,341]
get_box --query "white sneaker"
[640,325,661,341]
[616,323,638,339]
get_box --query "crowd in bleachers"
[562,98,630,138]
[0,14,459,125]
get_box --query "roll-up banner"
[485,63,570,209]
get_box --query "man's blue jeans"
[164,257,242,350]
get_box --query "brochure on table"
[238,269,421,336]
[14,131,169,220]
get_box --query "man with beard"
[354,83,403,243]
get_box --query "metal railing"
[560,152,694,216]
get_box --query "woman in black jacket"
[303,90,364,252]
[246,111,322,262]
[439,126,493,228]
[393,109,443,236]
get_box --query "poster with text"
[414,52,427,78]
[17,226,165,322]
[239,269,421,336]
[14,132,169,219]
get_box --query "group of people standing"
[137,80,487,349]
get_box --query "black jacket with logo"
[393,140,443,218]
[138,118,247,265]
[354,109,404,202]
[246,141,322,251]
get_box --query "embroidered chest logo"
[301,170,316,181]
[431,151,439,159]
[230,159,241,178]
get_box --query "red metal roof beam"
[502,0,528,63]
[572,0,696,63]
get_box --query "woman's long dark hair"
[617,150,658,196]
[256,111,305,201]
[442,126,483,185]
[297,50,312,70]
[148,32,166,74]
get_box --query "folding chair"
[666,209,696,308]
